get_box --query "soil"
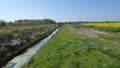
[77,27,119,45]
[78,27,110,37]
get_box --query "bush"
[0,21,6,27]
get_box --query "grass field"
[0,25,49,33]
[23,24,120,68]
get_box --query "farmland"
[80,22,120,32]
[80,22,120,28]
[23,24,120,68]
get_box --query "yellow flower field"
[81,23,120,28]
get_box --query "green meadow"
[23,24,120,68]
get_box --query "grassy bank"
[0,24,57,67]
[23,24,120,68]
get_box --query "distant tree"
[41,19,56,24]
[14,19,56,25]
[0,21,6,27]
[8,22,13,26]
[29,20,36,25]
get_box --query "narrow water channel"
[4,29,59,68]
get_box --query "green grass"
[93,27,120,32]
[23,24,120,68]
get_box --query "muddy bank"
[4,28,59,68]
[0,25,57,68]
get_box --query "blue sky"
[0,0,120,22]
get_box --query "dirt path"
[78,27,110,37]
[77,27,119,45]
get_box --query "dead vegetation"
[78,27,110,37]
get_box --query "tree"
[41,19,56,24]
[0,21,6,27]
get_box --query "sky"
[0,0,120,22]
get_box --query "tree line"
[0,19,56,27]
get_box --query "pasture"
[23,24,120,68]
